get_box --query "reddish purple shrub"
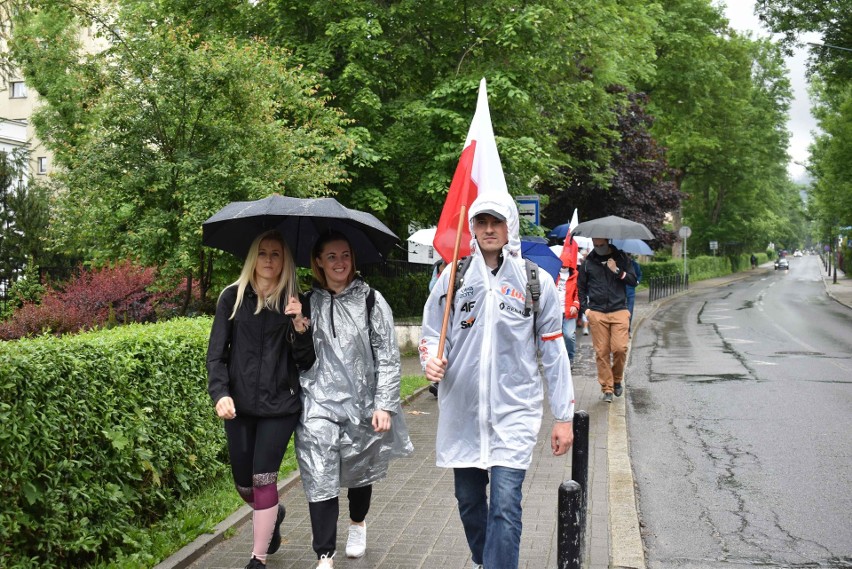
[0,261,169,340]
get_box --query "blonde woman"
[297,231,413,568]
[207,230,315,569]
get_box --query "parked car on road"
[775,258,790,270]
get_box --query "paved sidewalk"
[820,262,851,309]
[158,262,850,569]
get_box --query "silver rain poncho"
[420,193,575,470]
[296,278,414,502]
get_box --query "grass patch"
[97,447,298,568]
[401,374,430,401]
[116,375,428,567]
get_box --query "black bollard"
[557,480,584,569]
[558,410,589,569]
[571,411,590,507]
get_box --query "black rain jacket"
[207,285,316,417]
[578,246,638,314]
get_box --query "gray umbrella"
[571,215,654,240]
[202,195,398,266]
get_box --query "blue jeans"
[626,287,636,331]
[562,317,577,363]
[454,466,526,569]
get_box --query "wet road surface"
[627,255,852,568]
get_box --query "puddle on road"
[628,386,654,414]
[650,373,752,384]
[774,350,826,357]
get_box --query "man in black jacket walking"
[577,238,637,402]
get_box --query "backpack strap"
[439,255,473,307]
[523,258,541,319]
[366,287,375,329]
[301,290,313,320]
[454,256,474,298]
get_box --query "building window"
[10,81,27,98]
[37,157,47,174]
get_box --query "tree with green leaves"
[0,148,54,294]
[756,0,852,247]
[249,0,662,234]
[7,0,355,305]
[808,82,852,244]
[642,0,799,255]
[541,88,682,243]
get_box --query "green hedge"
[638,254,763,282]
[637,259,682,281]
[688,256,732,280]
[0,318,223,567]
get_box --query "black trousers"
[224,413,299,507]
[308,485,373,557]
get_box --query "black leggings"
[308,485,373,557]
[224,413,299,510]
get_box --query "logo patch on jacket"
[500,284,526,303]
[457,285,475,299]
[499,302,526,317]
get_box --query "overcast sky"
[721,1,819,181]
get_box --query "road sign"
[678,225,692,239]
[709,240,718,250]
[516,195,540,225]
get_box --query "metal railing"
[648,273,689,302]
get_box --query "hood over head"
[468,193,521,257]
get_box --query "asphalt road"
[626,255,852,568]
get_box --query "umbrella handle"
[437,206,467,358]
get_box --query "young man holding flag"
[420,80,574,568]
[420,195,575,569]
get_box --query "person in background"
[577,238,637,403]
[625,254,642,334]
[750,253,758,269]
[297,231,414,569]
[556,235,580,365]
[207,230,315,569]
[429,258,448,292]
[578,249,591,336]
[421,194,575,569]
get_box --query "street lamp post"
[678,225,692,279]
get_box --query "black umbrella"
[202,195,399,266]
[571,215,654,240]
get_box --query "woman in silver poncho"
[296,231,413,569]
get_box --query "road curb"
[608,391,646,569]
[820,273,852,310]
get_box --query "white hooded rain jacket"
[420,193,575,470]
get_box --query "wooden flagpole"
[436,205,467,358]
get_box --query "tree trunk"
[181,269,193,315]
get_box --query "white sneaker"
[345,522,367,558]
[316,552,334,568]
[471,562,483,569]
[582,327,590,336]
